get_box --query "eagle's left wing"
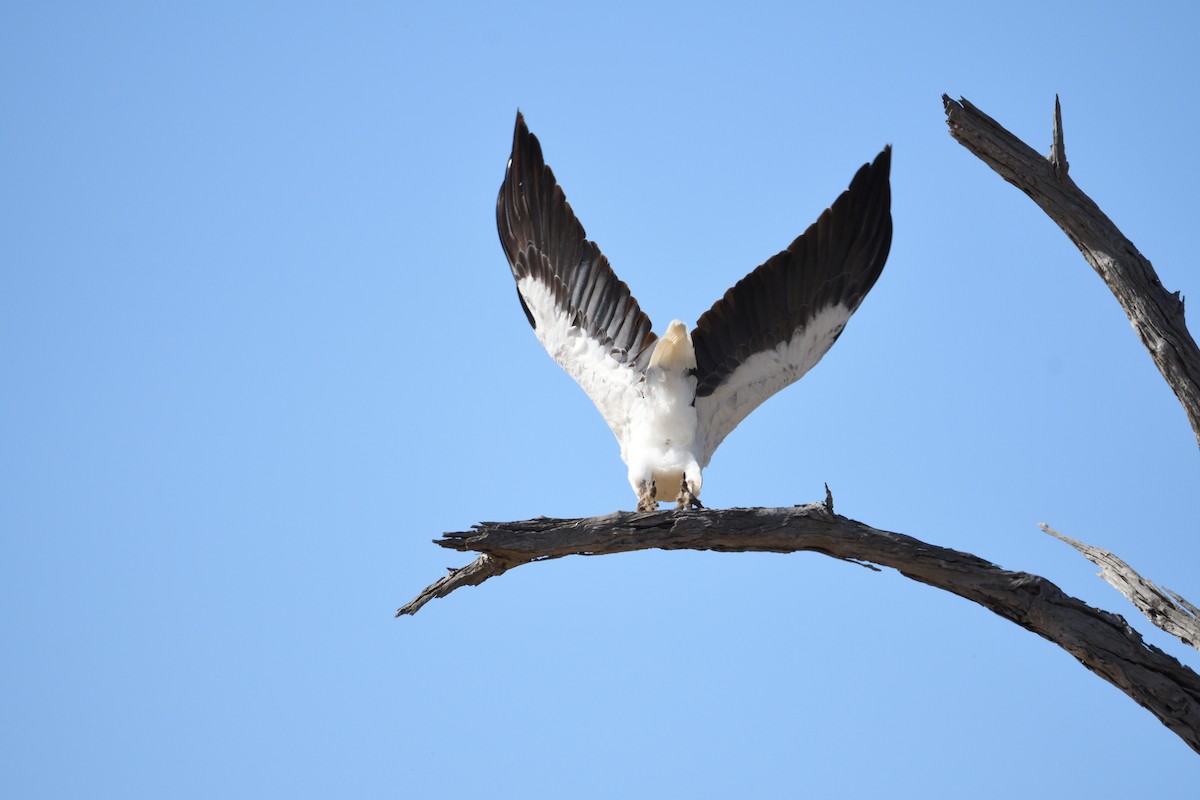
[692,147,893,466]
[496,112,658,450]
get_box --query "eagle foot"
[675,481,703,510]
[636,479,657,512]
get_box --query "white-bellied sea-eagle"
[497,112,892,511]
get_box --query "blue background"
[4,1,1199,796]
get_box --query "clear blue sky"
[3,2,1199,796]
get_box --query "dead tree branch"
[398,502,1200,755]
[943,94,1200,450]
[1043,523,1200,651]
[397,553,525,616]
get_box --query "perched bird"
[496,113,892,511]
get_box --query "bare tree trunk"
[943,95,1200,450]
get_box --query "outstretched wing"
[496,112,658,449]
[692,146,892,465]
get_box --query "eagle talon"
[636,479,657,512]
[675,481,703,510]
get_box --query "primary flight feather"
[497,112,892,510]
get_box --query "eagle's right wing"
[692,147,893,465]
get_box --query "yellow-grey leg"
[636,479,657,512]
[674,479,703,510]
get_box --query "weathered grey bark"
[1043,523,1200,651]
[399,553,521,613]
[943,94,1200,450]
[398,502,1200,754]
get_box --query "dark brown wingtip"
[874,145,892,181]
[506,110,550,189]
[513,109,528,146]
[850,144,892,192]
[508,110,530,168]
